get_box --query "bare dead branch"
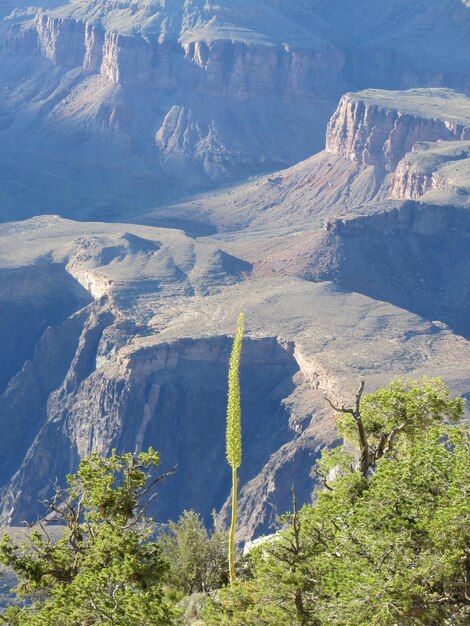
[137,465,177,499]
[313,468,333,492]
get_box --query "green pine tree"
[0,449,175,626]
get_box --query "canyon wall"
[0,9,345,206]
[9,13,344,101]
[1,1,470,541]
[391,140,470,202]
[326,90,470,171]
[1,211,469,540]
[3,1,470,213]
[391,154,434,200]
[0,264,92,394]
[0,300,329,541]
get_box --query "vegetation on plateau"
[0,331,468,626]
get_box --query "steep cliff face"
[326,89,470,171]
[0,8,344,209]
[0,306,103,507]
[4,280,467,538]
[158,87,470,236]
[0,309,325,540]
[0,264,92,394]
[0,219,316,537]
[391,155,434,200]
[23,14,182,88]
[2,1,470,542]
[21,13,343,100]
[0,302,116,523]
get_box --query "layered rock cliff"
[2,1,470,542]
[2,216,469,540]
[326,89,470,171]
[16,12,343,100]
[22,333,306,536]
[0,7,344,207]
[0,264,92,394]
[0,287,331,538]
[159,88,470,236]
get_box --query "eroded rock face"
[0,307,321,540]
[0,264,92,394]
[0,219,315,537]
[326,89,470,171]
[391,155,434,199]
[2,2,470,541]
[0,9,345,207]
[8,12,344,100]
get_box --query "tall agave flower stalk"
[226,311,244,585]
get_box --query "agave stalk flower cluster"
[226,312,244,584]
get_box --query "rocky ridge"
[309,202,470,336]
[161,88,470,340]
[17,11,343,100]
[391,140,470,205]
[153,88,470,238]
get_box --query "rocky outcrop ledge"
[326,89,470,171]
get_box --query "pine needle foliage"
[0,449,175,626]
[205,378,469,626]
